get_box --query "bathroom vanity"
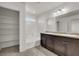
[41,32,79,56]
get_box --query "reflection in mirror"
[55,10,79,34]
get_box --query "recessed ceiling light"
[52,8,69,17]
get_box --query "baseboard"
[25,40,40,50]
[0,40,19,49]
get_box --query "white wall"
[0,2,26,52]
[37,12,57,33]
[24,9,40,49]
[37,14,48,33]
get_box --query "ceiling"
[25,2,64,15]
[25,2,79,16]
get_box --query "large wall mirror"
[55,10,79,34]
[71,19,79,34]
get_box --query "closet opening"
[0,7,19,54]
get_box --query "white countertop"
[42,32,79,39]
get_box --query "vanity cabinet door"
[67,39,79,56]
[41,34,47,48]
[46,35,54,51]
[54,37,67,56]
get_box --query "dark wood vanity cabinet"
[41,34,47,48]
[46,35,54,51]
[41,33,79,56]
[54,37,67,55]
[67,39,79,56]
[41,34,54,50]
